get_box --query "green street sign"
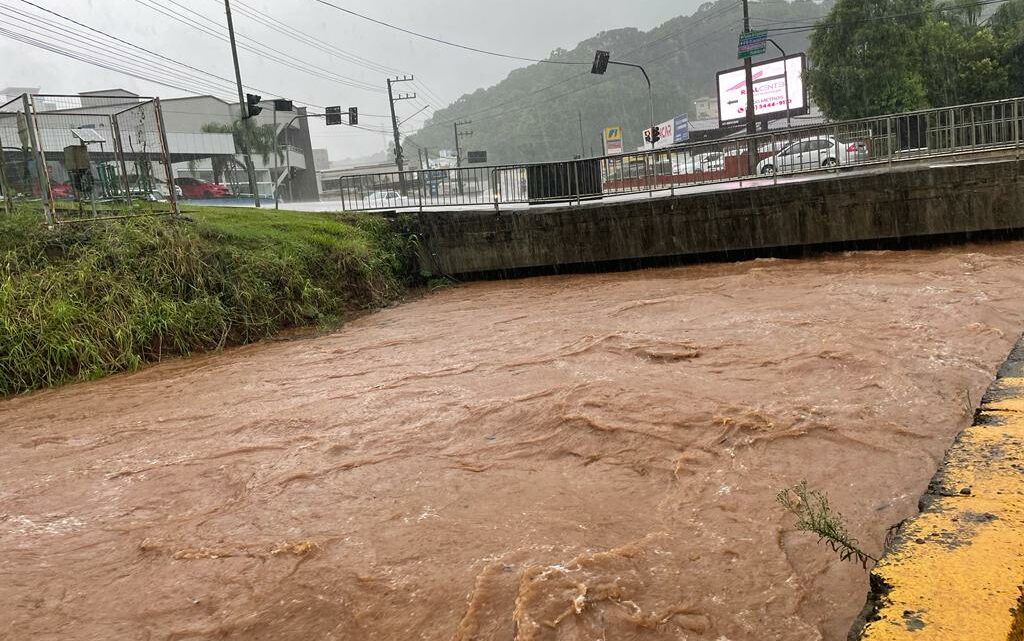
[738,30,768,59]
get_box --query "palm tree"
[201,120,282,194]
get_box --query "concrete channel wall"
[414,158,1024,277]
[850,337,1024,641]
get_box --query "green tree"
[991,0,1024,95]
[937,0,982,28]
[807,0,931,120]
[201,120,280,192]
[917,18,1008,106]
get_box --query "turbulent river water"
[4,243,1024,641]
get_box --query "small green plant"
[777,481,879,568]
[1009,584,1024,641]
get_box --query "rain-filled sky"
[0,0,703,162]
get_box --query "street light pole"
[767,39,791,130]
[614,62,655,151]
[590,52,656,152]
[224,0,260,208]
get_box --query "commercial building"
[0,89,321,202]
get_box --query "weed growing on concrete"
[777,481,879,568]
[1010,584,1024,641]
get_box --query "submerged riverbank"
[0,206,412,396]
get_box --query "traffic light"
[591,50,610,75]
[245,93,262,119]
[348,107,358,126]
[644,126,661,145]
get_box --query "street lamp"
[591,50,656,151]
[766,39,791,130]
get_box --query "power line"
[1,0,334,109]
[0,11,235,99]
[154,0,384,92]
[133,0,385,94]
[0,24,231,98]
[306,0,591,66]
[228,0,405,77]
[14,0,239,96]
[407,1,741,134]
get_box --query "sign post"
[603,126,623,155]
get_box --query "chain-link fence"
[0,93,177,224]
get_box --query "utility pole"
[742,0,757,175]
[454,120,472,196]
[578,111,586,158]
[224,0,260,208]
[387,76,416,193]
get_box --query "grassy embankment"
[0,206,414,396]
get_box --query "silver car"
[756,136,869,175]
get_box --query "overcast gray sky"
[0,0,703,161]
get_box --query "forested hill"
[405,0,833,164]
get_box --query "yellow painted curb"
[853,340,1024,641]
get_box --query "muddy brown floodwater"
[4,243,1024,641]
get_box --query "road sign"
[603,126,623,155]
[273,99,293,112]
[738,30,768,59]
[592,50,610,75]
[325,106,343,126]
[673,113,689,144]
[467,150,488,164]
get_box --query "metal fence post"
[0,127,11,215]
[648,149,655,198]
[886,116,893,172]
[110,115,133,209]
[153,98,178,216]
[1015,99,1020,154]
[24,95,53,226]
[418,169,425,213]
[573,160,581,206]
[771,131,778,186]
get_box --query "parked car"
[693,151,725,173]
[49,182,74,199]
[756,137,869,175]
[174,177,229,199]
[360,189,410,209]
[154,179,183,200]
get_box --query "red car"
[173,177,229,199]
[49,183,74,199]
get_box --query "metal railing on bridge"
[328,96,1024,212]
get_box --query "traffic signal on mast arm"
[348,107,359,125]
[644,126,661,145]
[245,93,263,119]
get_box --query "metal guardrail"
[328,96,1024,212]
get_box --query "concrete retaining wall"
[851,337,1024,641]
[415,159,1024,276]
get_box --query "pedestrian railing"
[328,96,1024,213]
